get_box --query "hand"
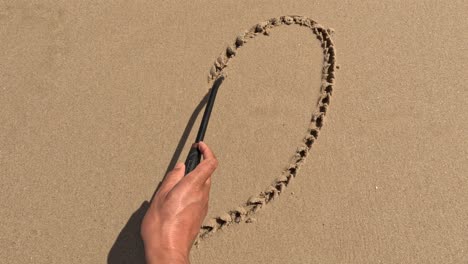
[141,141,218,264]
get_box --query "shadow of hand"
[107,201,150,264]
[107,91,209,263]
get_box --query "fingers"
[157,162,185,196]
[198,141,216,161]
[185,142,218,187]
[203,177,212,194]
[204,177,211,186]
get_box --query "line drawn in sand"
[195,15,337,246]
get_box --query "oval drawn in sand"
[196,15,337,245]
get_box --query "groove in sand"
[195,15,337,246]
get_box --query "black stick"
[184,76,224,175]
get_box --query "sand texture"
[1,1,467,263]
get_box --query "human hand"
[141,141,218,264]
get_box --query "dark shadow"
[106,201,150,264]
[107,92,210,264]
[160,92,211,182]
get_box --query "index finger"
[198,141,215,161]
[184,142,218,186]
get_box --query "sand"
[1,1,467,263]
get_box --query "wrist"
[144,245,189,264]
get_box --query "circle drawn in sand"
[196,15,336,245]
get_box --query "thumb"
[158,162,185,196]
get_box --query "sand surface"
[1,1,467,263]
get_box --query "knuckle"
[209,158,218,169]
[200,159,217,172]
[164,191,176,201]
[205,178,211,185]
[193,191,204,202]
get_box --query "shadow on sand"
[107,92,209,263]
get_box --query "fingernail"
[175,162,183,169]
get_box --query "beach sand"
[1,1,467,263]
